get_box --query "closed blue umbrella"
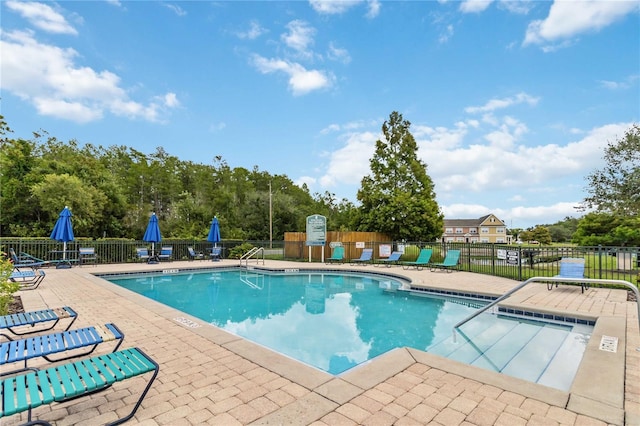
[143,213,162,258]
[207,217,221,247]
[50,206,74,261]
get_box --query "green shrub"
[228,243,254,259]
[0,258,20,315]
[401,245,420,261]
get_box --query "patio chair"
[0,347,159,426]
[0,306,78,341]
[429,249,461,273]
[188,246,204,260]
[210,246,222,261]
[401,248,433,270]
[326,246,345,264]
[9,248,49,268]
[78,247,98,266]
[549,258,588,293]
[350,248,373,265]
[158,246,173,262]
[1,323,124,376]
[9,268,46,290]
[376,251,402,267]
[136,247,150,262]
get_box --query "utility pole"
[269,181,273,248]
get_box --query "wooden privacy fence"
[285,232,391,261]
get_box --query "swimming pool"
[105,268,592,390]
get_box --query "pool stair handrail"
[452,276,640,351]
[240,246,265,266]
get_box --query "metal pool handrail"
[453,277,640,349]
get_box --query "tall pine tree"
[355,111,443,241]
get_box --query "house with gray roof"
[442,214,511,243]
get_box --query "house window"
[456,237,465,242]
[481,238,489,243]
[496,238,505,243]
[470,237,479,243]
[497,227,505,233]
[481,227,489,233]
[455,228,463,233]
[469,228,477,234]
[445,228,453,233]
[446,237,455,242]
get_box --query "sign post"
[306,214,327,262]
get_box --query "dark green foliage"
[0,115,356,240]
[355,112,443,241]
[582,124,640,217]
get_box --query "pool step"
[427,314,588,390]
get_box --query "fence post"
[598,244,603,279]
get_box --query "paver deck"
[3,259,639,425]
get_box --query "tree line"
[1,114,637,246]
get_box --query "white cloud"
[309,0,362,15]
[237,20,267,40]
[524,0,639,46]
[439,24,454,44]
[318,131,378,187]
[282,20,316,58]
[366,0,381,18]
[0,29,179,123]
[465,92,539,114]
[6,1,78,35]
[459,0,494,13]
[599,74,639,90]
[164,3,187,17]
[251,54,333,95]
[327,42,351,64]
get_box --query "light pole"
[269,181,273,248]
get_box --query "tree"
[582,124,640,216]
[572,212,640,246]
[355,112,443,241]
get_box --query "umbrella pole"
[63,241,67,260]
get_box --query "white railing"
[240,247,264,266]
[453,277,640,350]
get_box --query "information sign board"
[306,214,326,246]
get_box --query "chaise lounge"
[326,246,345,264]
[376,251,402,267]
[429,249,461,273]
[401,248,433,270]
[350,248,373,265]
[0,307,78,340]
[548,257,588,293]
[1,323,124,376]
[0,347,159,426]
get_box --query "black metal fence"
[2,239,638,286]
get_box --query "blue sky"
[2,0,639,230]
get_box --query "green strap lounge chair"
[326,246,345,264]
[429,249,461,273]
[0,347,159,426]
[401,248,433,270]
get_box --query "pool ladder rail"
[240,247,265,266]
[453,276,640,351]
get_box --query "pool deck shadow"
[6,259,639,426]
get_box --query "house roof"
[444,214,505,228]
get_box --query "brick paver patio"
[4,260,639,425]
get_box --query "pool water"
[106,269,591,389]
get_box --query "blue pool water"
[106,269,591,389]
